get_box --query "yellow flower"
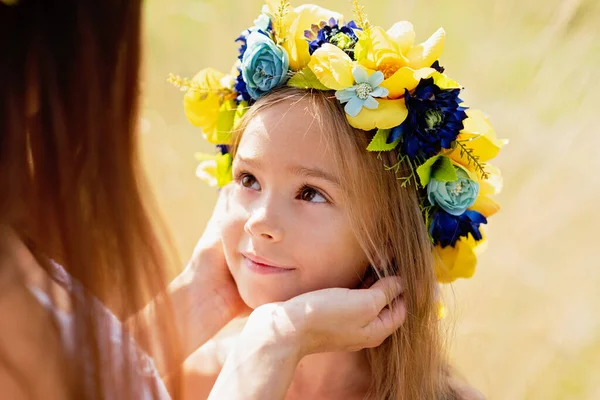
[195,152,233,188]
[353,23,446,99]
[308,44,355,90]
[386,21,416,54]
[346,99,408,130]
[469,164,503,218]
[380,67,436,99]
[355,23,445,74]
[433,232,488,283]
[449,109,508,166]
[183,68,226,140]
[355,26,409,77]
[406,27,446,70]
[276,3,343,71]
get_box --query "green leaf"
[416,155,458,187]
[366,129,400,152]
[287,67,330,91]
[416,155,440,186]
[432,156,458,182]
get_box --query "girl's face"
[222,98,370,308]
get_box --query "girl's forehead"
[238,105,338,173]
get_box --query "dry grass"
[140,0,600,398]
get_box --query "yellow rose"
[355,26,408,77]
[308,44,355,90]
[406,27,446,70]
[278,4,343,71]
[183,68,226,139]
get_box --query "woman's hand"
[208,277,405,400]
[186,185,250,320]
[250,276,405,356]
[171,185,250,359]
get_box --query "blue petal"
[352,66,368,83]
[367,71,385,88]
[363,96,379,110]
[335,88,356,103]
[387,124,405,144]
[347,20,359,30]
[345,96,365,117]
[370,86,388,98]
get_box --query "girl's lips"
[241,253,294,274]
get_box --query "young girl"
[174,2,504,398]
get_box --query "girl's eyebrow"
[236,155,261,169]
[236,155,340,187]
[288,165,340,187]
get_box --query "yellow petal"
[470,195,500,218]
[431,71,461,90]
[209,99,236,145]
[183,68,225,137]
[449,109,508,165]
[407,27,445,69]
[308,44,355,90]
[381,67,435,99]
[479,163,503,196]
[346,99,408,130]
[386,21,415,54]
[194,152,232,188]
[283,4,343,71]
[356,26,408,73]
[434,233,487,283]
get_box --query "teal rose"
[427,167,479,216]
[241,32,289,99]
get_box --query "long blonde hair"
[233,87,459,400]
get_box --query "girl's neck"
[286,349,371,400]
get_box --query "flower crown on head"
[169,0,507,284]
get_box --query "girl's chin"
[238,288,299,310]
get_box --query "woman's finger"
[362,295,406,347]
[363,276,403,313]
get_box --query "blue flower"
[429,210,487,248]
[216,144,230,155]
[304,18,360,58]
[431,60,445,73]
[241,32,289,100]
[335,67,389,117]
[234,67,252,103]
[388,77,468,159]
[427,167,479,216]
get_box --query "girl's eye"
[298,186,328,203]
[239,173,261,190]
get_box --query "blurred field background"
[139,0,600,398]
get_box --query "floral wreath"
[169,0,507,284]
